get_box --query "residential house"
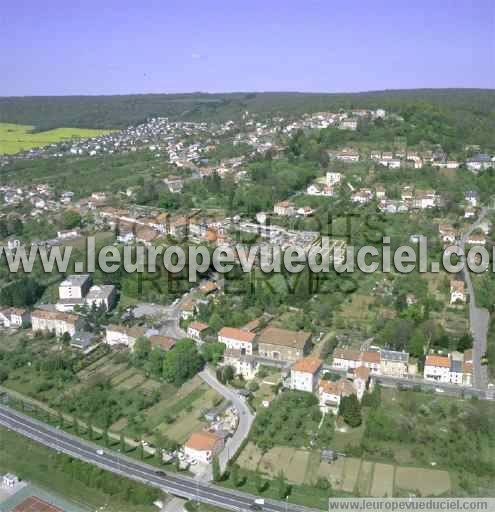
[180,300,196,320]
[334,148,360,162]
[450,279,467,304]
[467,232,486,246]
[466,154,492,173]
[332,348,361,371]
[326,172,343,186]
[164,175,184,193]
[257,327,312,363]
[360,351,381,374]
[187,321,209,343]
[218,327,256,355]
[351,188,374,204]
[379,349,409,378]
[31,310,82,338]
[318,378,356,412]
[105,324,146,350]
[352,366,371,401]
[148,335,176,351]
[465,191,479,208]
[297,206,314,217]
[0,307,30,328]
[438,224,457,244]
[274,201,296,217]
[375,185,386,200]
[338,118,358,131]
[184,431,224,464]
[85,285,117,311]
[223,348,259,380]
[424,351,468,385]
[413,190,438,209]
[289,357,323,393]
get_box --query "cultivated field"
[237,442,452,496]
[0,122,114,154]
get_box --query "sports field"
[0,122,114,154]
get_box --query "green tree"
[254,468,266,493]
[162,339,204,386]
[212,456,222,482]
[339,395,362,428]
[276,470,289,499]
[229,464,240,487]
[62,210,82,229]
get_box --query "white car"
[434,388,445,394]
[96,449,105,456]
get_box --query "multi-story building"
[223,348,259,380]
[257,327,312,363]
[379,349,409,378]
[31,310,82,338]
[218,327,255,355]
[424,351,470,385]
[289,357,322,393]
[57,274,92,311]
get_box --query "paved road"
[0,405,312,512]
[460,207,490,389]
[199,368,255,473]
[323,364,494,400]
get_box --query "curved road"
[199,368,255,473]
[0,404,313,512]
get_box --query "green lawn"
[0,122,114,154]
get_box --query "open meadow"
[0,122,114,155]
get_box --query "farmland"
[0,334,224,448]
[236,442,451,497]
[0,122,114,155]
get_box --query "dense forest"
[1,89,495,140]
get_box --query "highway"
[0,404,316,512]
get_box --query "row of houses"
[332,347,410,378]
[289,356,372,412]
[424,350,473,386]
[216,325,313,380]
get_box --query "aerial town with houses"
[0,91,495,508]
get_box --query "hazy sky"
[1,0,494,96]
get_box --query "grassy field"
[0,427,159,512]
[0,122,114,155]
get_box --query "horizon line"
[1,87,495,100]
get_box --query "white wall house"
[290,357,322,393]
[31,310,82,338]
[218,327,255,355]
[184,431,224,464]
